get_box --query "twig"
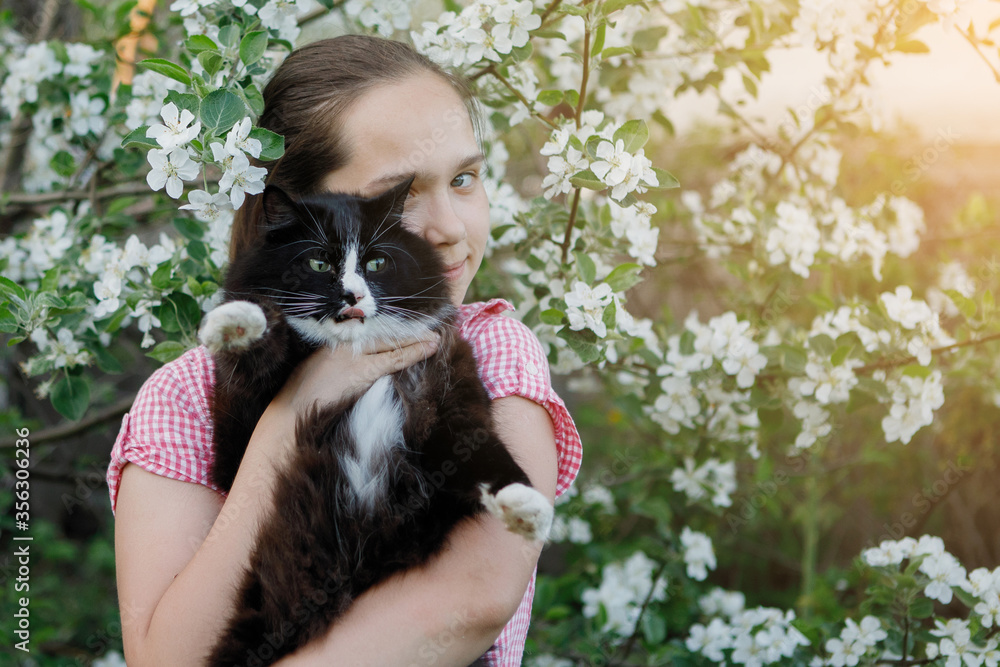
[856,331,1000,375]
[0,396,134,449]
[0,0,64,197]
[559,19,591,265]
[297,2,345,28]
[2,180,217,207]
[538,0,563,28]
[618,560,669,659]
[956,26,1000,84]
[560,188,581,265]
[488,67,560,131]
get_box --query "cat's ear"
[361,175,414,223]
[260,185,299,237]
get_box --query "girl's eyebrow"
[364,152,485,192]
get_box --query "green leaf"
[173,216,205,240]
[197,50,224,77]
[218,24,241,49]
[895,39,930,53]
[92,345,123,374]
[165,90,201,117]
[633,26,667,51]
[536,89,563,106]
[569,169,605,190]
[592,22,607,57]
[641,611,667,644]
[151,262,177,290]
[902,364,933,378]
[613,119,649,153]
[574,251,596,284]
[540,308,566,325]
[106,196,139,215]
[243,83,265,116]
[558,328,603,364]
[146,340,187,363]
[649,167,680,189]
[830,344,853,367]
[909,596,934,619]
[40,267,60,292]
[944,289,976,320]
[158,292,202,334]
[239,31,269,66]
[605,263,643,292]
[185,34,219,54]
[139,58,191,85]
[0,276,27,301]
[248,127,284,161]
[510,42,533,63]
[187,240,208,262]
[0,306,18,333]
[50,150,76,177]
[809,334,835,358]
[601,46,636,60]
[603,0,642,16]
[200,89,246,134]
[51,375,90,421]
[37,292,67,309]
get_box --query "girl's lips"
[443,260,465,281]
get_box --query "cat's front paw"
[480,483,553,542]
[199,301,267,354]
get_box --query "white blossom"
[563,281,613,337]
[146,102,202,151]
[218,151,268,209]
[146,148,199,199]
[681,527,717,581]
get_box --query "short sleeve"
[105,346,218,514]
[463,309,583,499]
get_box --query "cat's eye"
[365,257,387,273]
[309,258,332,273]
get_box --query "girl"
[107,34,581,665]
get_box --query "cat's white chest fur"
[342,376,404,509]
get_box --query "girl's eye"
[452,172,474,188]
[309,258,332,273]
[365,257,387,273]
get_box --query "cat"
[197,175,553,666]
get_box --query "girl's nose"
[421,191,467,247]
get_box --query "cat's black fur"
[201,177,545,666]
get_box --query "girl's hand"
[273,333,441,417]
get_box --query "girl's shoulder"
[458,299,582,499]
[105,345,217,513]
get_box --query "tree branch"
[560,17,591,265]
[2,180,217,208]
[956,25,1000,84]
[618,559,669,660]
[0,396,134,449]
[856,331,1000,375]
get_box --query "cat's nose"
[342,289,366,305]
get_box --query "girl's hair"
[229,34,484,261]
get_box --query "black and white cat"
[197,176,552,666]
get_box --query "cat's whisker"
[368,242,416,267]
[366,198,404,248]
[302,203,329,245]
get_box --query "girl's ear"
[261,185,299,239]
[360,174,414,223]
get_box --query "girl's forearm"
[131,407,297,665]
[276,516,539,667]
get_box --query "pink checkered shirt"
[107,298,582,665]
